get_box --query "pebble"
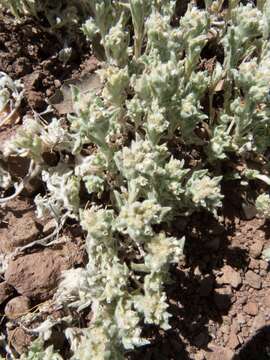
[245,270,262,289]
[5,296,31,320]
[243,302,259,316]
[249,241,263,258]
[217,265,242,289]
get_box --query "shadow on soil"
[129,192,251,359]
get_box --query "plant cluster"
[1,0,270,359]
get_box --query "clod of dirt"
[7,327,32,356]
[0,281,14,304]
[217,265,242,289]
[5,295,31,320]
[245,270,262,290]
[0,198,41,254]
[5,241,85,301]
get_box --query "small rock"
[243,302,258,316]
[251,312,266,333]
[227,331,239,350]
[245,270,262,289]
[7,327,32,355]
[5,241,84,301]
[217,265,242,289]
[0,282,14,305]
[214,286,233,310]
[5,296,31,320]
[206,345,234,360]
[250,241,263,259]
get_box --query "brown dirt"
[0,11,93,114]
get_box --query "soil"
[0,11,98,114]
[0,7,270,360]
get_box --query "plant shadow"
[130,187,252,359]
